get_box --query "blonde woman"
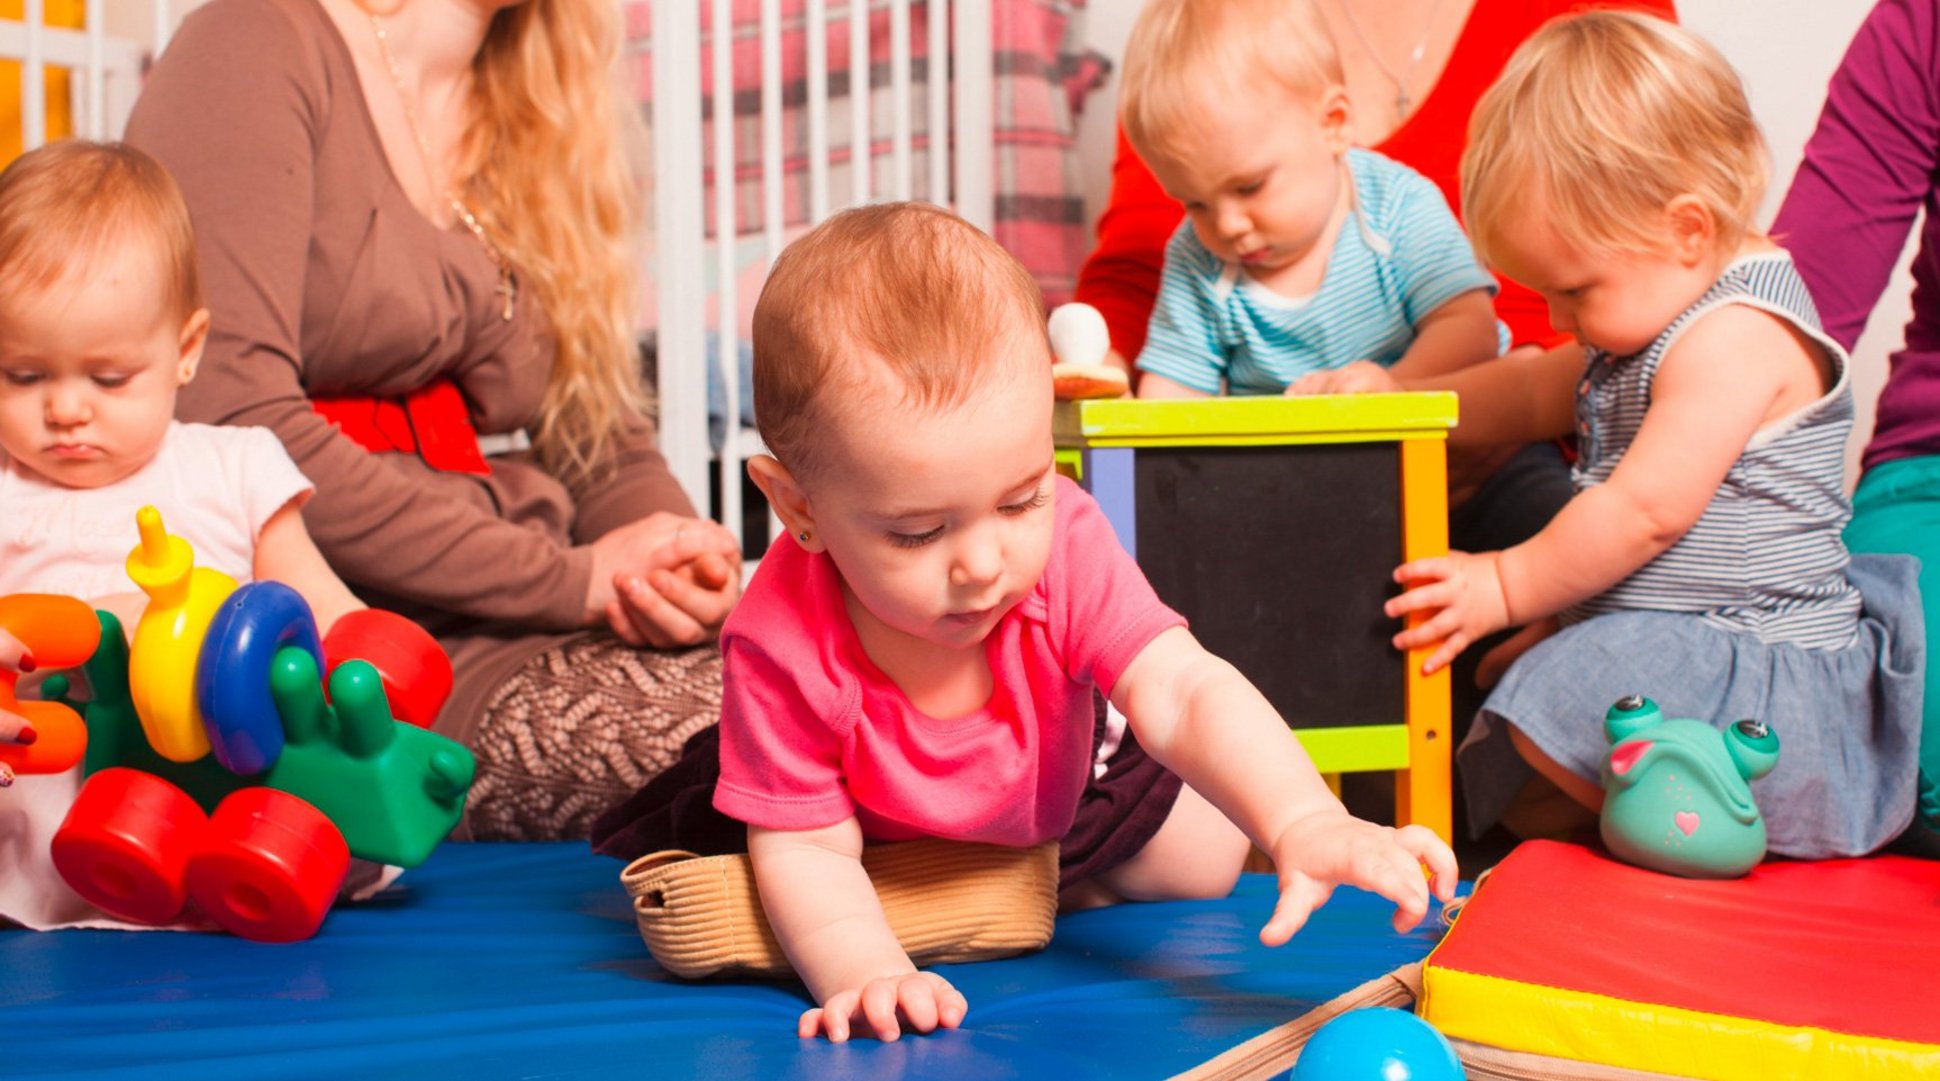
[125,0,741,840]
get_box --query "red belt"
[312,380,490,476]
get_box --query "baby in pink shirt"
[713,202,1458,1043]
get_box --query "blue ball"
[1289,1007,1464,1081]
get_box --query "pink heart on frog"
[1674,811,1700,836]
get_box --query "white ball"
[1047,302,1111,368]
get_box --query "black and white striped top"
[1564,253,1862,649]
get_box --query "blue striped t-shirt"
[1137,147,1503,394]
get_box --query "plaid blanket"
[626,0,1107,309]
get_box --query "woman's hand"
[0,628,37,787]
[586,514,743,648]
[1385,550,1513,674]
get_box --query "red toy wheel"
[322,609,452,728]
[50,768,206,925]
[186,788,350,943]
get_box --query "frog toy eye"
[1604,694,1662,745]
[1725,718,1780,781]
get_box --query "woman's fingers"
[613,575,709,648]
[0,628,32,673]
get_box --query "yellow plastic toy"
[125,506,237,762]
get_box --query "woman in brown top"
[124,0,740,840]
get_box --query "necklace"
[369,12,517,321]
[1333,0,1444,120]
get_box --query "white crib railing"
[0,1,152,148]
[6,1,996,553]
[648,0,994,549]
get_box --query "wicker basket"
[619,838,1060,979]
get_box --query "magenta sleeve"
[711,634,857,831]
[1774,0,1940,353]
[1047,477,1186,696]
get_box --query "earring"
[797,530,810,543]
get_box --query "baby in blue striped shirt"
[1117,0,1504,400]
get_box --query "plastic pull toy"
[126,506,238,762]
[1599,694,1779,878]
[198,581,325,775]
[265,649,475,867]
[321,608,454,728]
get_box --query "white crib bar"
[888,0,911,199]
[712,0,744,540]
[952,0,992,230]
[83,0,104,137]
[652,0,711,509]
[926,0,946,203]
[22,0,45,151]
[849,0,869,203]
[806,0,830,221]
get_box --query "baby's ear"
[176,308,211,384]
[1320,85,1354,154]
[1664,195,1718,266]
[747,453,821,550]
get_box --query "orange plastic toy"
[0,593,100,777]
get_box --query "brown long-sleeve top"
[124,0,696,738]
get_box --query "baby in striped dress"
[1374,12,1925,859]
[1116,0,1506,400]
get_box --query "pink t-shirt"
[714,476,1184,845]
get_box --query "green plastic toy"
[1599,694,1779,878]
[264,649,473,867]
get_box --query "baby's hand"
[1385,551,1512,674]
[1285,361,1403,396]
[1259,812,1458,946]
[800,971,968,1043]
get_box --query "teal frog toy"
[1599,695,1779,878]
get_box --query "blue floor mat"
[3,842,1446,1079]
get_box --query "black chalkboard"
[1132,443,1405,730]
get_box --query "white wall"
[1075,1,1911,488]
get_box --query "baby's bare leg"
[1507,724,1604,813]
[1498,724,1601,839]
[1089,782,1248,903]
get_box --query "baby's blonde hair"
[0,139,201,321]
[752,202,1048,481]
[1462,11,1767,262]
[1120,0,1343,164]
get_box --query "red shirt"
[1076,0,1680,360]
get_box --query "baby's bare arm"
[748,820,966,1042]
[1386,290,1501,383]
[1112,628,1457,940]
[252,497,365,632]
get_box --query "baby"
[1369,13,1924,858]
[1119,0,1504,399]
[707,202,1455,1041]
[0,139,365,927]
